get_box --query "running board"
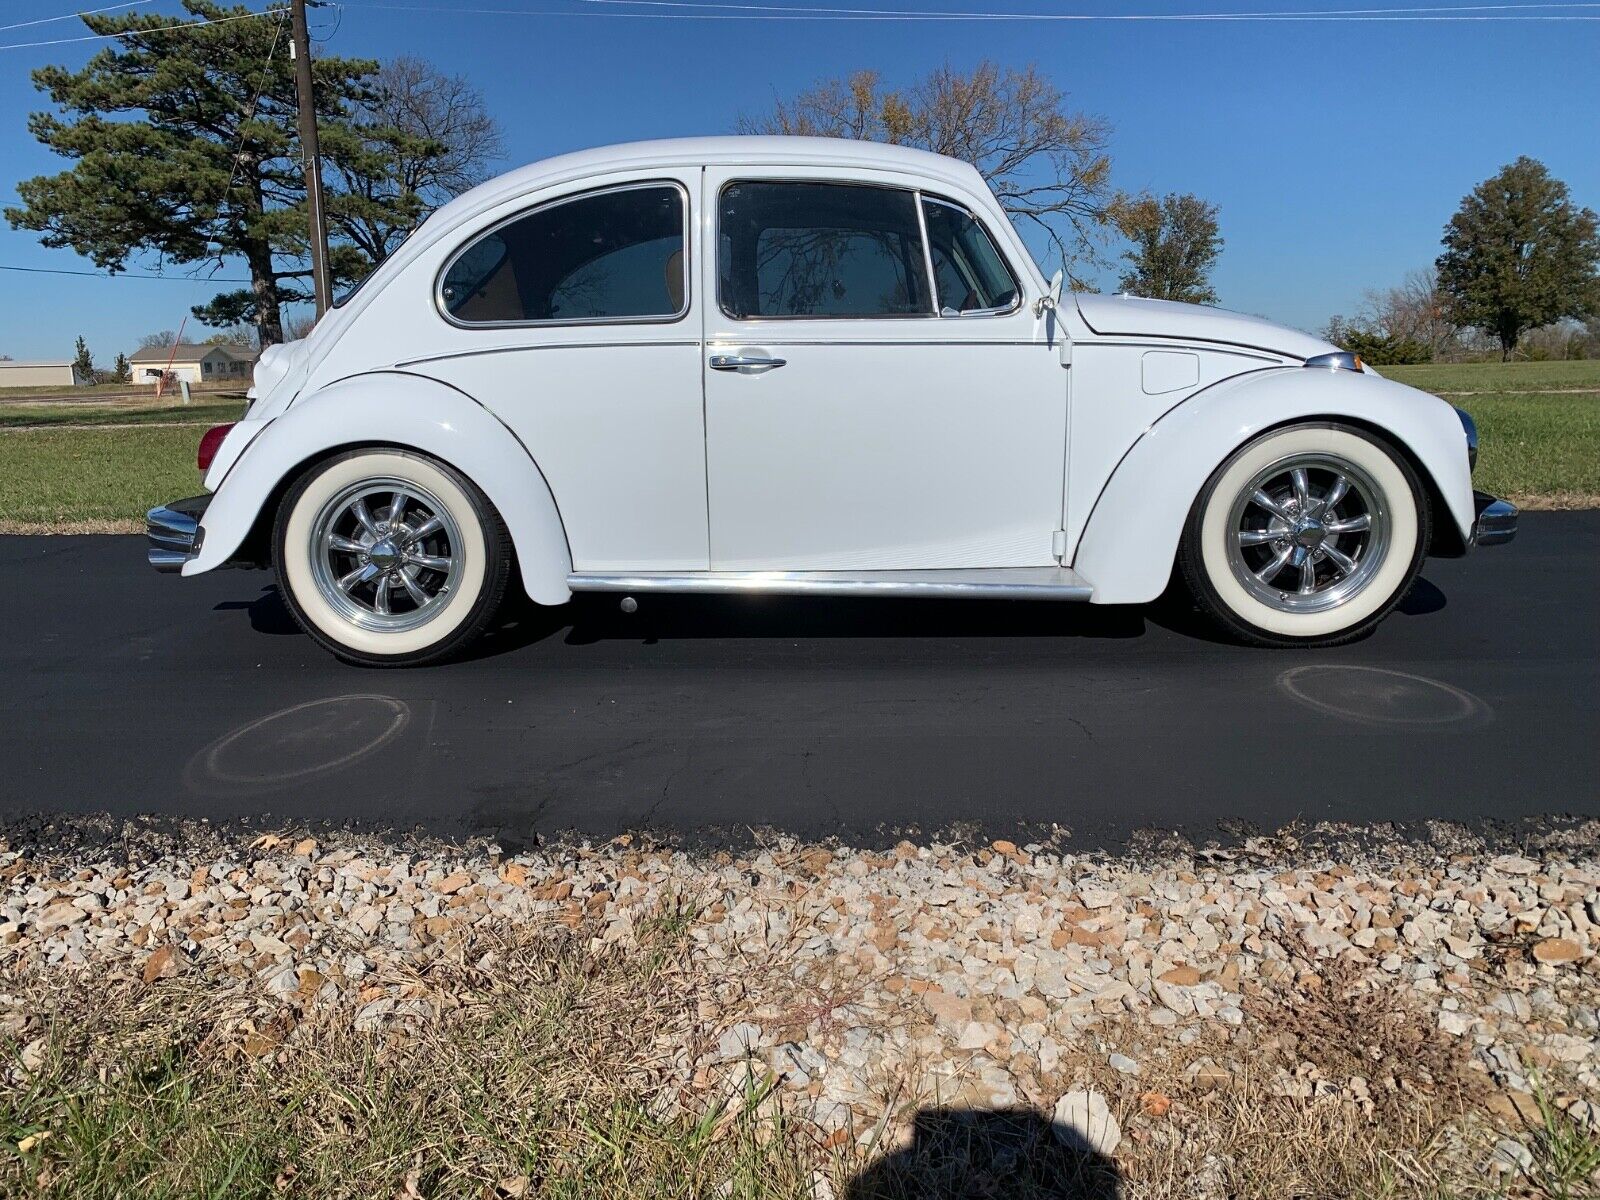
[567,567,1093,601]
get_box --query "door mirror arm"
[1032,269,1064,318]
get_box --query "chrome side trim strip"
[395,340,700,368]
[567,567,1094,601]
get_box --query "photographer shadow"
[844,1107,1122,1200]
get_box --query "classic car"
[148,136,1516,666]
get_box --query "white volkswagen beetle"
[149,136,1516,666]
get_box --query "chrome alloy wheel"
[307,478,464,633]
[1225,454,1390,615]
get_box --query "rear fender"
[184,371,574,605]
[1073,367,1474,604]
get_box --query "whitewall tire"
[1177,423,1429,647]
[273,449,513,666]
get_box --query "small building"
[129,343,258,386]
[0,360,92,389]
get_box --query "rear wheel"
[1177,423,1429,647]
[273,449,512,666]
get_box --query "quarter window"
[921,197,1020,315]
[440,184,686,324]
[718,181,931,319]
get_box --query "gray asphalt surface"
[2,515,1596,850]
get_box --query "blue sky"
[1,0,1596,362]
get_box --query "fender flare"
[184,370,575,605]
[1072,366,1474,605]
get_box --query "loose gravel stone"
[2,826,1598,1148]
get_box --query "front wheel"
[273,449,513,666]
[1177,422,1429,647]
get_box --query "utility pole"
[289,0,332,316]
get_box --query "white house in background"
[129,343,258,386]
[0,359,92,389]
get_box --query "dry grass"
[2,906,1593,1200]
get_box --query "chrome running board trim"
[567,567,1094,601]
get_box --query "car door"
[700,167,1066,572]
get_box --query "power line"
[0,8,287,53]
[0,264,253,282]
[0,2,159,35]
[338,0,1600,18]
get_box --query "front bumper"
[1471,490,1517,548]
[147,495,210,573]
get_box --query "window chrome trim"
[714,176,939,323]
[433,178,692,330]
[918,192,1025,319]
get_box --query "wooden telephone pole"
[289,0,332,316]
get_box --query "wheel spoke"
[350,498,380,538]
[406,514,443,544]
[399,570,431,606]
[389,491,409,526]
[1320,541,1359,577]
[373,574,391,615]
[1251,489,1292,522]
[1238,528,1283,546]
[410,552,451,572]
[1298,553,1318,594]
[1325,513,1370,534]
[1320,474,1350,515]
[1291,468,1311,512]
[327,534,366,555]
[337,562,378,592]
[1256,546,1293,583]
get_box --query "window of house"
[439,183,687,325]
[717,181,932,320]
[920,197,1020,315]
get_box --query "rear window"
[440,183,687,325]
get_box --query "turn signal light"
[197,423,236,473]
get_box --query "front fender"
[184,371,574,606]
[1073,367,1474,605]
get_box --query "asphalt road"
[3,516,1596,850]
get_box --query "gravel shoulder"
[5,820,1598,1198]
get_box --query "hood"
[1075,294,1337,361]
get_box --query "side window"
[440,183,686,324]
[718,181,931,319]
[921,197,1020,315]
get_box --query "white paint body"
[186,136,1476,608]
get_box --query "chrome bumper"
[147,495,210,573]
[1471,490,1517,548]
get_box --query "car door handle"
[709,354,786,371]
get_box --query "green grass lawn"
[1387,360,1600,506]
[1384,359,1600,395]
[0,399,246,429]
[0,425,209,531]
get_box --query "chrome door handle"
[709,354,786,371]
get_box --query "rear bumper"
[147,495,210,573]
[1471,490,1517,548]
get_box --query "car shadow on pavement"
[843,1107,1122,1200]
[552,593,1148,645]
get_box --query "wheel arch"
[183,371,574,606]
[1071,367,1474,605]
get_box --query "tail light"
[197,422,235,473]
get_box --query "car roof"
[431,136,990,228]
